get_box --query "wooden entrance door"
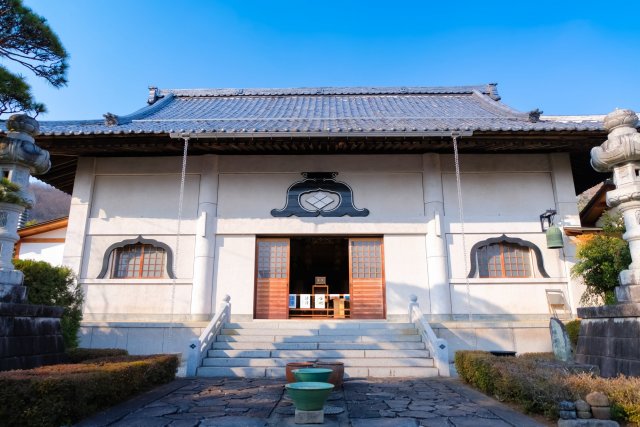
[254,238,290,319]
[349,237,385,319]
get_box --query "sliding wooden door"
[254,238,290,319]
[349,237,385,319]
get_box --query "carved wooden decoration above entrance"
[271,172,369,217]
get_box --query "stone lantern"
[590,109,640,302]
[576,109,640,377]
[0,114,64,371]
[0,114,50,304]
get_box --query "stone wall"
[576,314,640,377]
[0,303,66,371]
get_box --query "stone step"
[201,357,434,368]
[211,341,427,350]
[220,327,417,336]
[224,322,415,330]
[216,334,422,343]
[196,366,439,378]
[207,349,430,359]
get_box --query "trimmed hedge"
[0,354,178,427]
[66,347,128,363]
[455,350,640,423]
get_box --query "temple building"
[7,84,613,376]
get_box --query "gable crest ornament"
[271,172,369,217]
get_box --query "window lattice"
[350,240,382,279]
[477,243,531,278]
[257,241,288,279]
[111,244,166,279]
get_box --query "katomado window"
[110,243,166,278]
[476,242,532,278]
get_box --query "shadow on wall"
[387,281,553,359]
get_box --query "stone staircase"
[197,320,439,378]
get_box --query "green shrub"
[66,348,128,364]
[564,319,581,349]
[14,259,83,348]
[455,350,640,422]
[0,354,178,427]
[572,212,630,305]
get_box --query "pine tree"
[0,0,68,117]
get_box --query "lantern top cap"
[6,114,39,137]
[604,109,638,132]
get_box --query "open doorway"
[289,237,350,318]
[254,236,386,319]
[289,237,349,295]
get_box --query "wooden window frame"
[467,234,550,279]
[97,236,176,279]
[476,242,531,278]
[110,243,166,279]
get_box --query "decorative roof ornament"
[148,86,161,104]
[103,113,119,126]
[528,109,543,123]
[486,83,501,101]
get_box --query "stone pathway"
[77,378,544,427]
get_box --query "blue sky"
[18,1,640,120]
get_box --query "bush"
[455,350,640,422]
[66,348,128,364]
[564,374,640,424]
[564,319,581,349]
[13,259,83,348]
[0,354,178,427]
[572,212,631,305]
[455,351,575,417]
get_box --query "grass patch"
[455,350,640,423]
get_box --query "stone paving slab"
[75,377,545,427]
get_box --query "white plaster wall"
[18,242,65,265]
[442,172,555,220]
[212,235,257,316]
[217,172,423,219]
[449,283,570,315]
[82,283,192,317]
[90,174,199,219]
[440,153,579,316]
[72,156,205,321]
[26,228,67,239]
[383,234,430,315]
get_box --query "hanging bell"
[546,225,564,249]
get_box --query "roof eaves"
[111,93,175,125]
[470,90,529,120]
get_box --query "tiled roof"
[4,84,608,136]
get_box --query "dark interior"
[289,237,349,294]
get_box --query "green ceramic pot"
[292,368,333,382]
[285,381,335,411]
